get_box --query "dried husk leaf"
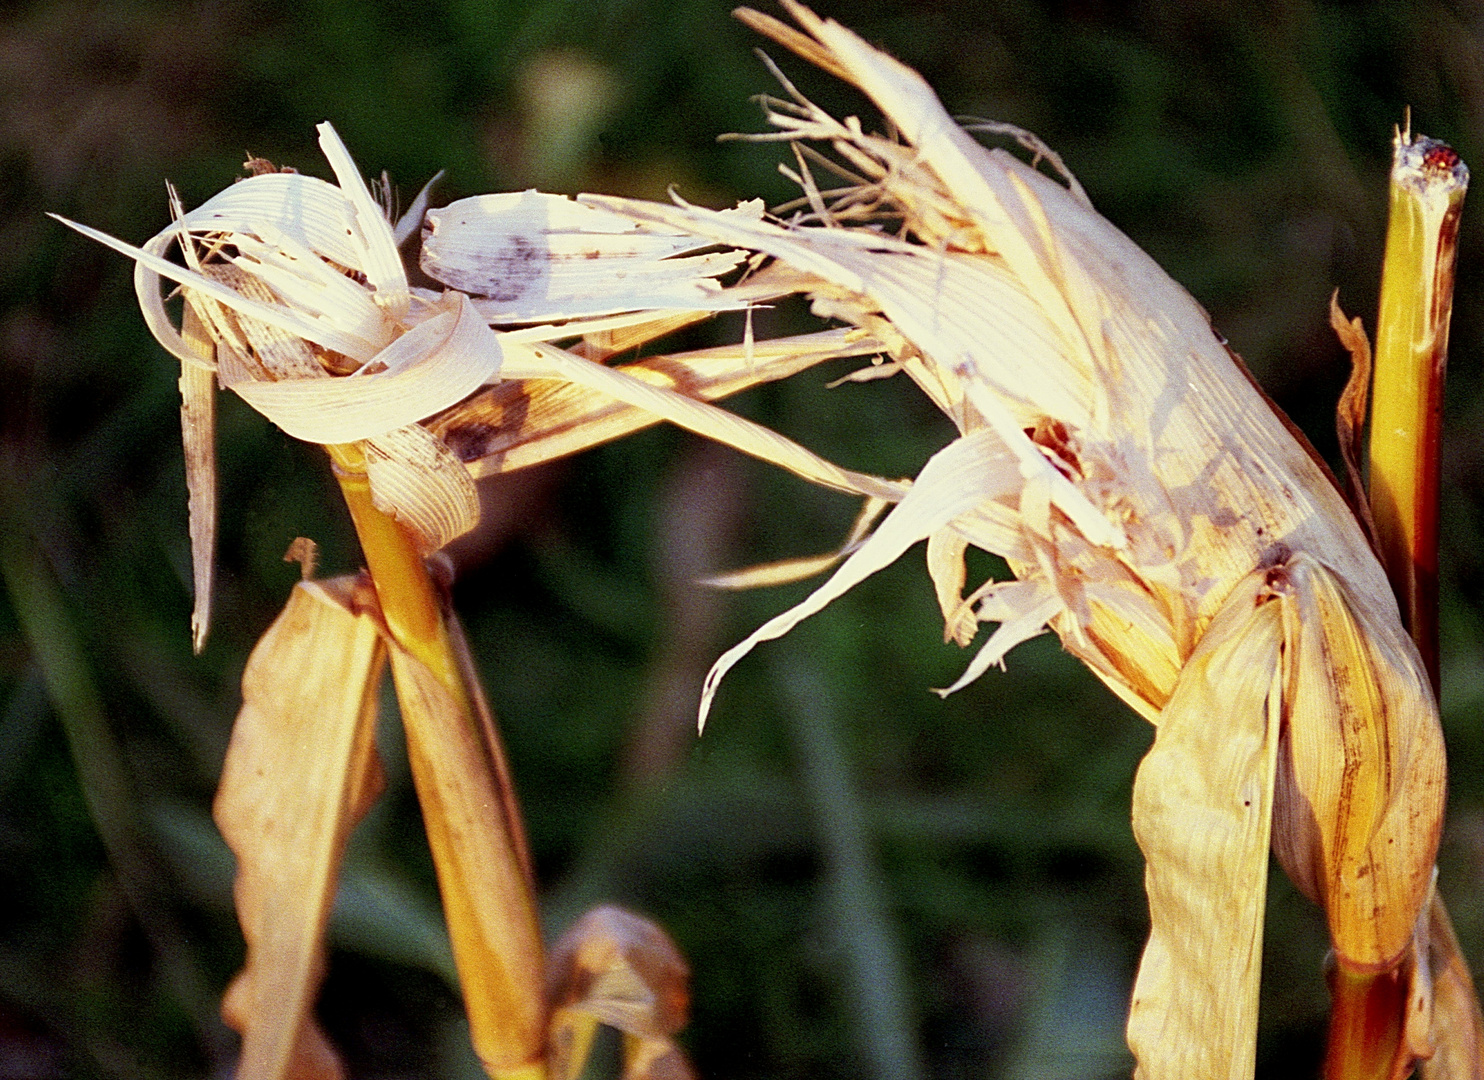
[422,191,755,320]
[546,906,695,1080]
[1271,555,1446,971]
[363,423,481,553]
[214,576,387,1080]
[1127,569,1283,1080]
[435,327,885,477]
[510,338,908,503]
[223,291,502,446]
[696,428,1019,729]
[700,494,890,590]
[178,305,217,652]
[63,125,894,627]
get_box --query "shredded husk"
[582,6,1449,1074]
[61,128,908,642]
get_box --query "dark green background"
[5,1,1484,1077]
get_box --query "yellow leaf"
[1127,570,1283,1080]
[214,577,387,1080]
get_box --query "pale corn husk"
[214,576,386,1080]
[585,5,1449,1075]
[60,128,909,648]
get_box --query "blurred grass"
[3,1,1484,1077]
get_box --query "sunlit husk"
[431,326,885,477]
[362,423,480,553]
[421,191,755,320]
[214,576,386,1080]
[589,6,1448,1074]
[1127,569,1283,1080]
[62,125,913,637]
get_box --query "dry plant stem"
[1330,130,1468,1080]
[1324,965,1406,1080]
[328,442,465,695]
[327,442,546,1080]
[1367,130,1467,690]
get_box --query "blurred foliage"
[5,0,1484,1077]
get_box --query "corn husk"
[59,127,909,643]
[546,906,696,1080]
[214,576,386,1080]
[421,191,755,320]
[584,5,1449,1074]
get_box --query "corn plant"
[55,3,1481,1078]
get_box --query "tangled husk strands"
[584,4,1457,1076]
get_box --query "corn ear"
[214,576,387,1080]
[1271,555,1444,971]
[582,8,1451,1075]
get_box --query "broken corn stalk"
[1369,124,1468,688]
[579,4,1464,1075]
[1342,124,1476,1080]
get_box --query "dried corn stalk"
[581,5,1455,1075]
